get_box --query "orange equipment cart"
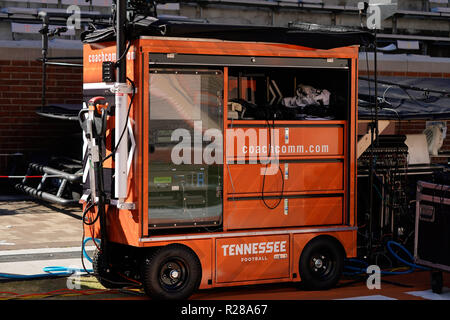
[81,26,363,299]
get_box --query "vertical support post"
[114,0,129,202]
[39,12,48,112]
[116,0,127,84]
[368,31,379,263]
[114,83,130,201]
[374,29,379,143]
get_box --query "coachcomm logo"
[170,121,331,175]
[87,51,136,64]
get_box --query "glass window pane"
[148,69,223,229]
[150,73,202,120]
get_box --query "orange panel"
[226,196,343,230]
[83,41,137,83]
[139,39,359,60]
[227,161,343,194]
[216,235,290,283]
[226,125,344,161]
[178,239,213,290]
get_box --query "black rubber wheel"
[431,271,443,294]
[142,244,202,300]
[299,237,344,290]
[92,249,126,289]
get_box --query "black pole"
[95,153,107,253]
[40,13,49,112]
[367,30,378,263]
[374,29,379,144]
[368,121,374,261]
[97,0,127,263]
[116,0,127,83]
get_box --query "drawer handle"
[284,163,289,180]
[284,198,288,215]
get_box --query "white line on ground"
[336,295,397,300]
[0,240,15,246]
[406,288,450,300]
[0,258,92,276]
[0,246,96,256]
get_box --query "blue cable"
[0,266,94,280]
[0,272,64,280]
[386,240,429,271]
[43,266,93,274]
[0,268,84,280]
[344,241,429,276]
[344,258,369,276]
[82,237,101,263]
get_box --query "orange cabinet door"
[225,196,343,230]
[227,161,344,194]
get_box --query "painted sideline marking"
[0,246,96,257]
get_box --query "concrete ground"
[0,200,83,250]
[0,200,449,302]
[0,200,140,300]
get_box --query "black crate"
[414,181,450,272]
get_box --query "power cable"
[261,113,284,210]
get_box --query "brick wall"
[0,59,83,179]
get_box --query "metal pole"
[368,30,378,263]
[374,29,379,144]
[99,0,128,261]
[368,121,375,261]
[114,0,130,202]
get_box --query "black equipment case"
[414,180,450,293]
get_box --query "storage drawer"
[226,196,343,230]
[227,161,344,194]
[226,125,344,161]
